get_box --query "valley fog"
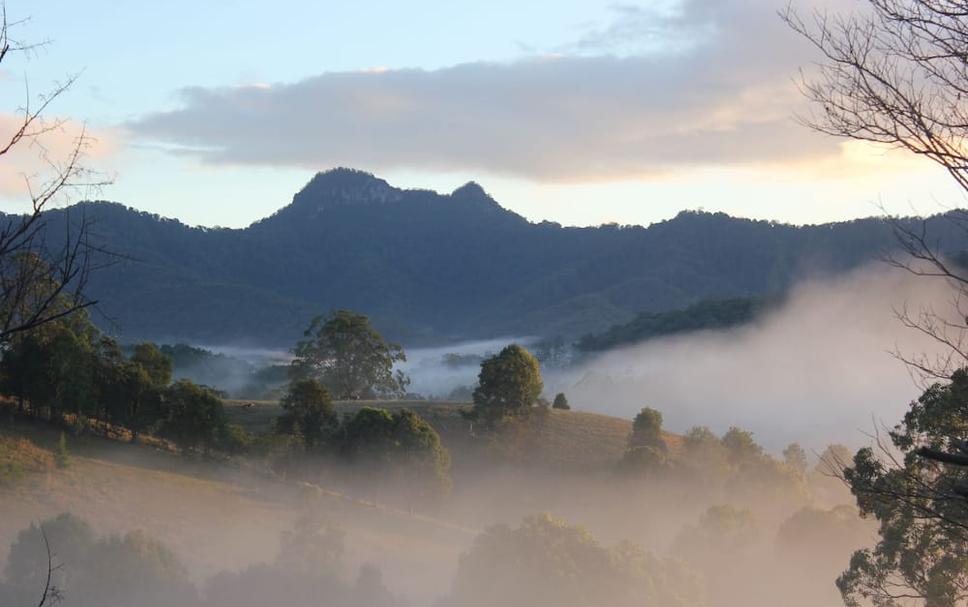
[552,265,953,451]
[401,265,953,453]
[0,265,951,607]
[178,263,953,455]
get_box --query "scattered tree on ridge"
[470,344,543,427]
[618,407,669,473]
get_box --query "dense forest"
[14,168,966,347]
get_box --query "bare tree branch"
[0,2,113,343]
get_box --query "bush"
[54,432,71,468]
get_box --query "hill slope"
[23,168,966,346]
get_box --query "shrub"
[54,432,71,468]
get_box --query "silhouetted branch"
[0,2,112,343]
[35,528,62,607]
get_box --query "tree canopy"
[290,310,409,400]
[471,344,543,426]
[277,378,337,450]
[338,407,451,498]
[618,407,670,473]
[838,368,968,606]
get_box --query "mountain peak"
[291,168,402,211]
[451,181,489,199]
[305,167,388,190]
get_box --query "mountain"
[22,168,966,347]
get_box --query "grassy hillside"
[225,400,672,470]
[0,419,473,600]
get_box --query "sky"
[0,0,963,228]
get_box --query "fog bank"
[547,265,955,451]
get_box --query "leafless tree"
[782,0,968,383]
[0,3,110,344]
[783,5,968,603]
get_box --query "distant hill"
[19,168,967,347]
[577,296,772,351]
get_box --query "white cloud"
[127,0,863,181]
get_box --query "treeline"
[0,308,454,498]
[158,343,288,399]
[0,311,231,452]
[616,406,829,497]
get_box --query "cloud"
[127,0,859,181]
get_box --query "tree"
[54,432,70,469]
[672,505,759,568]
[783,1,968,194]
[783,442,808,476]
[3,513,198,607]
[783,0,968,385]
[0,317,96,418]
[157,380,226,452]
[834,368,968,606]
[0,6,110,344]
[552,392,570,410]
[721,426,763,464]
[449,513,702,607]
[339,407,451,498]
[290,310,409,400]
[471,344,543,427]
[277,378,337,450]
[130,343,172,387]
[628,407,666,451]
[98,358,159,433]
[618,407,669,473]
[815,443,852,476]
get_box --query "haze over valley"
[5,1,968,607]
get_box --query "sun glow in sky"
[0,0,961,228]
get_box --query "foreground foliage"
[839,369,968,606]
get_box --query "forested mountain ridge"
[19,168,964,346]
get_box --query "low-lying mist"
[548,264,954,451]
[10,264,951,606]
[399,337,534,399]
